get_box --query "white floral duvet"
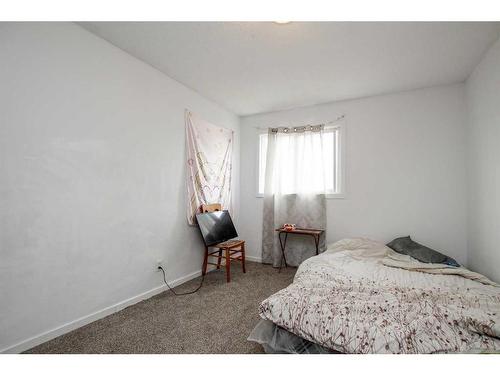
[259,238,500,353]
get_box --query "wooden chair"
[200,204,246,283]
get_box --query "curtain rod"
[252,114,345,130]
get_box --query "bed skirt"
[247,319,340,354]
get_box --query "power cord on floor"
[158,265,205,296]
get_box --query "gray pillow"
[386,236,460,267]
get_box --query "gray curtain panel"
[261,126,328,267]
[262,193,326,267]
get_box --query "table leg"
[278,232,289,272]
[314,234,320,255]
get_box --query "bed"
[248,238,500,354]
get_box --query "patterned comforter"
[259,238,500,353]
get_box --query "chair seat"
[212,239,245,249]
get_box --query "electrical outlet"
[156,260,163,272]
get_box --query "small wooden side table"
[275,228,324,272]
[202,239,246,283]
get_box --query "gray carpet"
[25,262,295,354]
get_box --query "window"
[257,124,344,197]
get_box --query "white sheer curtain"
[262,126,327,267]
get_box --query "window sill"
[325,193,346,199]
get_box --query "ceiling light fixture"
[274,21,291,24]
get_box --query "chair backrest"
[201,203,222,213]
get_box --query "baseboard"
[245,255,262,263]
[0,269,202,354]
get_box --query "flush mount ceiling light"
[274,21,291,24]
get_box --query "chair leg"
[216,249,222,269]
[225,247,231,283]
[202,246,208,276]
[241,243,246,273]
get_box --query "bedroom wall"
[0,22,240,352]
[240,84,468,266]
[465,35,500,283]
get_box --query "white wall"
[240,84,468,265]
[0,23,239,352]
[465,36,500,283]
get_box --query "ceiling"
[80,22,500,116]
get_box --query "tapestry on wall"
[185,110,233,225]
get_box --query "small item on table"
[283,223,296,232]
